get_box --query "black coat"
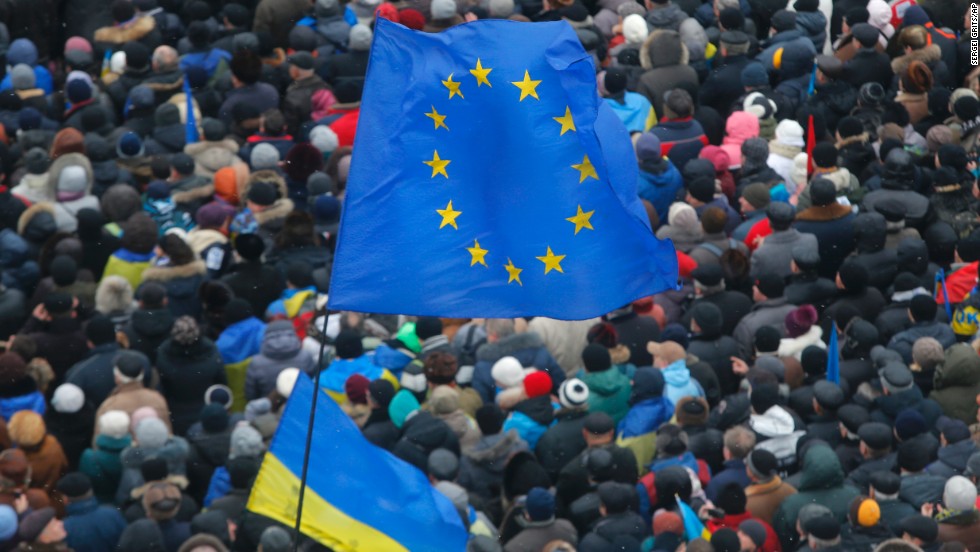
[535,410,588,482]
[785,273,838,313]
[123,309,174,368]
[362,408,399,451]
[688,334,743,396]
[605,311,660,367]
[220,262,285,320]
[556,444,638,514]
[0,285,27,341]
[875,301,914,345]
[44,402,95,471]
[843,48,894,89]
[824,288,887,327]
[64,342,122,408]
[684,424,725,474]
[156,337,226,436]
[793,203,856,280]
[682,291,752,340]
[699,55,753,116]
[391,411,461,473]
[846,452,897,493]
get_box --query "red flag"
[805,114,815,178]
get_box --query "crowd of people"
[0,0,977,550]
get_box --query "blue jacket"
[660,359,704,405]
[704,459,751,501]
[732,210,765,242]
[617,398,674,440]
[0,390,45,421]
[64,497,127,552]
[204,466,230,507]
[472,332,565,403]
[180,48,231,78]
[605,92,653,134]
[321,356,388,397]
[637,159,683,224]
[0,228,40,293]
[0,65,53,94]
[503,411,551,450]
[371,343,414,379]
[216,317,266,364]
[649,451,700,474]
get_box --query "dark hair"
[230,50,262,85]
[274,211,318,250]
[261,109,286,136]
[159,234,197,266]
[665,88,694,118]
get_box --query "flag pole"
[293,314,330,551]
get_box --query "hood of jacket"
[662,359,692,387]
[853,212,887,252]
[130,308,175,338]
[640,29,689,70]
[46,152,94,199]
[678,18,707,63]
[0,228,31,268]
[749,404,796,437]
[935,343,980,390]
[891,45,941,76]
[260,320,302,360]
[185,139,240,171]
[647,3,686,30]
[797,444,845,491]
[465,429,527,466]
[795,11,826,36]
[120,436,189,469]
[937,439,977,472]
[186,228,228,254]
[95,433,132,453]
[584,367,631,397]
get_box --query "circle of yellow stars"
[424,58,598,286]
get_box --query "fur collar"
[94,15,156,44]
[768,141,801,160]
[610,344,631,365]
[171,183,214,204]
[254,199,294,225]
[777,326,823,358]
[186,228,227,254]
[130,475,189,499]
[15,89,44,100]
[891,45,941,76]
[17,202,54,235]
[141,260,207,281]
[795,203,852,221]
[640,29,690,70]
[184,139,239,156]
[262,48,286,67]
[836,133,868,148]
[476,332,546,363]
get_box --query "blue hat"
[636,132,662,163]
[524,487,555,521]
[741,62,768,88]
[128,85,155,110]
[117,132,144,158]
[146,180,170,199]
[7,39,37,66]
[0,505,15,541]
[18,107,41,131]
[66,78,92,103]
[388,389,420,429]
[313,195,341,223]
[902,5,930,26]
[895,408,927,441]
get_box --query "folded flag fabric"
[246,373,468,551]
[328,18,678,320]
[678,497,711,542]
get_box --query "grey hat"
[229,425,264,459]
[10,64,34,90]
[797,504,833,533]
[129,85,155,110]
[813,380,844,410]
[249,143,280,170]
[348,24,372,52]
[858,421,892,450]
[232,32,259,53]
[964,451,980,477]
[766,201,795,226]
[427,448,459,481]
[881,363,913,393]
[24,148,49,175]
[307,171,333,197]
[259,527,292,552]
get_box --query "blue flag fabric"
[247,373,468,551]
[826,323,840,385]
[183,75,199,144]
[677,498,710,541]
[328,19,678,320]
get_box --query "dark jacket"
[846,453,896,493]
[140,261,208,320]
[391,411,461,473]
[17,315,88,378]
[282,75,328,134]
[930,343,980,425]
[605,310,661,367]
[732,297,797,354]
[899,471,948,509]
[459,430,529,503]
[649,117,708,171]
[793,203,856,280]
[220,261,285,319]
[64,342,121,409]
[682,291,753,339]
[704,459,751,502]
[156,336,227,436]
[926,439,979,479]
[535,409,589,482]
[699,54,753,116]
[63,496,127,552]
[636,29,699,117]
[122,309,174,368]
[687,315,743,396]
[473,332,565,403]
[44,402,95,472]
[871,387,943,428]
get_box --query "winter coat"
[122,308,174,367]
[246,321,316,401]
[63,496,127,552]
[44,402,95,472]
[102,249,154,291]
[704,459,751,502]
[926,439,979,479]
[900,471,948,509]
[535,410,589,481]
[637,159,683,224]
[79,434,131,503]
[795,10,827,52]
[321,356,396,404]
[862,186,933,233]
[871,386,943,428]
[732,298,797,355]
[392,411,461,472]
[649,117,708,171]
[504,518,579,552]
[772,446,859,551]
[473,332,565,403]
[17,315,88,378]
[217,83,280,127]
[0,377,45,422]
[777,326,825,361]
[751,405,806,471]
[503,396,554,450]
[183,139,247,178]
[140,261,208,319]
[937,510,980,551]
[115,436,191,505]
[888,321,957,365]
[157,336,226,436]
[699,55,753,116]
[846,453,896,493]
[581,368,631,424]
[746,476,797,526]
[283,75,328,134]
[362,408,400,451]
[216,317,265,365]
[659,359,705,405]
[636,30,699,118]
[644,2,687,30]
[680,291,753,338]
[758,30,816,70]
[787,203,855,278]
[22,435,68,499]
[616,395,673,470]
[931,343,980,425]
[143,197,194,237]
[605,310,661,367]
[221,261,285,318]
[459,430,528,502]
[63,343,121,411]
[525,317,598,378]
[688,315,743,395]
[579,511,648,550]
[95,382,172,436]
[750,229,818,281]
[44,153,100,233]
[0,229,39,294]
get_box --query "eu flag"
[247,373,468,551]
[328,19,678,320]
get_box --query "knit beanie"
[491,356,525,388]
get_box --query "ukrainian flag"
[678,497,712,541]
[247,373,468,551]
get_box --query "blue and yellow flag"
[246,374,468,551]
[328,19,677,320]
[677,497,711,541]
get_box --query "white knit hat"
[622,15,649,47]
[98,410,131,439]
[774,119,804,147]
[309,125,339,154]
[491,356,525,389]
[51,383,85,414]
[276,368,300,398]
[558,378,589,409]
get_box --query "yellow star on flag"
[571,155,598,183]
[424,150,451,178]
[536,246,566,274]
[566,205,595,235]
[504,258,523,285]
[511,70,541,101]
[442,73,464,99]
[470,59,492,87]
[466,239,489,267]
[425,106,449,130]
[436,200,462,230]
[553,106,576,136]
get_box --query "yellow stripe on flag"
[247,454,409,552]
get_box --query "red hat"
[345,374,370,405]
[375,2,398,21]
[523,371,552,399]
[676,251,697,280]
[398,8,425,30]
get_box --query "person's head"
[897,515,939,548]
[858,422,893,459]
[151,46,178,73]
[17,508,64,544]
[722,426,755,460]
[908,294,937,324]
[746,448,778,482]
[720,29,750,56]
[258,526,292,552]
[484,318,515,342]
[582,412,615,447]
[113,349,148,386]
[663,88,693,119]
[805,514,841,549]
[55,472,93,504]
[230,49,262,86]
[286,51,314,81]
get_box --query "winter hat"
[747,448,778,479]
[491,356,525,388]
[837,116,864,140]
[250,143,280,170]
[711,528,741,552]
[135,418,169,449]
[115,350,148,380]
[741,183,770,210]
[49,255,78,287]
[944,476,978,511]
[98,410,130,439]
[807,178,835,207]
[525,487,555,521]
[926,125,954,153]
[622,14,648,45]
[388,389,421,429]
[10,64,34,90]
[202,118,226,142]
[582,344,612,373]
[716,483,747,515]
[912,337,944,371]
[741,137,769,165]
[247,181,278,206]
[146,180,170,200]
[400,362,427,394]
[19,108,42,132]
[691,302,723,333]
[348,24,372,51]
[276,368,300,398]
[51,383,85,414]
[811,142,838,168]
[214,168,240,205]
[427,448,459,481]
[895,409,927,441]
[653,512,683,536]
[743,92,776,120]
[898,515,938,544]
[0,506,15,541]
[171,316,200,346]
[686,175,716,203]
[43,292,72,316]
[784,305,817,338]
[195,201,234,230]
[739,519,767,548]
[938,416,971,444]
[558,378,589,409]
[774,119,804,147]
[259,527,292,552]
[699,145,731,173]
[204,384,233,411]
[475,404,505,435]
[56,165,88,201]
[18,507,56,543]
[199,403,228,433]
[424,352,458,386]
[848,496,881,527]
[656,424,689,456]
[117,132,144,158]
[430,0,457,18]
[9,411,45,447]
[130,407,159,434]
[741,63,769,88]
[56,472,92,500]
[523,371,552,399]
[719,7,744,30]
[229,425,264,458]
[488,0,514,17]
[309,126,339,154]
[750,382,779,413]
[635,132,662,163]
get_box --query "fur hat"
[50,383,85,414]
[171,316,200,346]
[276,368,300,398]
[143,482,182,521]
[95,275,134,315]
[98,410,131,439]
[135,418,169,449]
[491,356,524,388]
[8,411,45,447]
